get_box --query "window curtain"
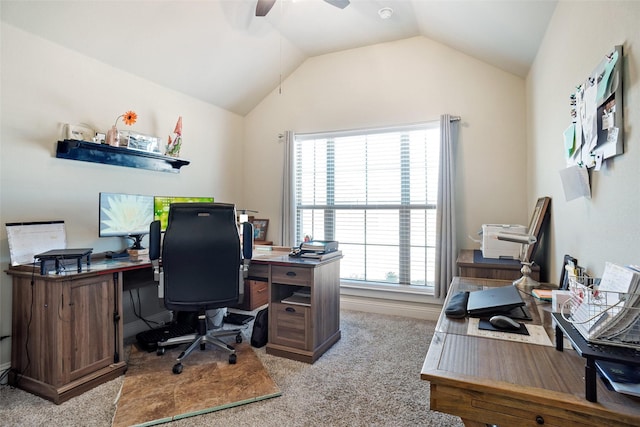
[434,115,459,298]
[280,130,295,247]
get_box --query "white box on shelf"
[481,224,527,259]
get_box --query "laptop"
[467,285,525,317]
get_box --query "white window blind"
[294,122,440,290]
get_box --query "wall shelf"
[56,139,190,173]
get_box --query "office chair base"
[157,328,242,373]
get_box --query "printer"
[480,224,527,259]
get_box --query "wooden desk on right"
[421,277,640,427]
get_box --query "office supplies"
[532,288,553,301]
[596,360,640,397]
[479,317,529,335]
[488,315,521,331]
[466,285,525,317]
[6,221,66,266]
[300,240,339,253]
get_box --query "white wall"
[0,24,245,368]
[527,1,640,282]
[244,36,529,253]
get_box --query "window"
[294,122,440,292]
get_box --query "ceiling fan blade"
[324,0,350,9]
[256,0,276,17]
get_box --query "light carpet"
[0,310,464,426]
[112,337,281,427]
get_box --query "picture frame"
[525,196,551,261]
[559,254,578,290]
[251,219,269,241]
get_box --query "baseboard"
[123,311,172,339]
[340,295,441,321]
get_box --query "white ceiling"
[1,0,557,116]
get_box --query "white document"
[559,165,591,201]
[6,221,66,266]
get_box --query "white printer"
[480,224,527,259]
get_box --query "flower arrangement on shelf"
[165,116,182,157]
[106,110,137,147]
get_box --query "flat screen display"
[99,192,154,241]
[153,196,214,231]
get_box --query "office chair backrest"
[161,203,241,312]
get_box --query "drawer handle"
[536,416,544,425]
[285,307,296,313]
[286,271,297,277]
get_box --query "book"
[300,250,342,261]
[281,293,311,307]
[596,360,640,397]
[532,289,553,301]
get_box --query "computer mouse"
[489,315,521,331]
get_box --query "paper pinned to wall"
[6,221,67,266]
[559,165,591,201]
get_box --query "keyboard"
[136,322,195,351]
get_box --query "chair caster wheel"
[172,363,183,374]
[229,354,237,364]
[235,334,242,343]
[157,347,165,356]
[200,342,206,351]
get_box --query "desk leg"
[585,357,597,402]
[555,324,564,351]
[112,272,120,363]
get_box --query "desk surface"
[421,277,640,427]
[6,254,151,279]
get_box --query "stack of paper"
[571,262,640,345]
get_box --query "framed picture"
[252,219,269,241]
[525,197,551,261]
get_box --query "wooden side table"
[457,249,540,281]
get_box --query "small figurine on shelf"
[106,110,137,147]
[165,116,182,157]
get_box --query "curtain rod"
[450,116,461,122]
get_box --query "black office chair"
[149,202,252,374]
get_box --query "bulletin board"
[565,45,623,168]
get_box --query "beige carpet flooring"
[0,310,464,426]
[112,338,281,427]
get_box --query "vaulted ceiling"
[1,0,557,116]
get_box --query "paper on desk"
[467,318,553,347]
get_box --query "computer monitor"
[153,196,214,231]
[99,192,154,249]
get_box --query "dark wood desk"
[457,249,540,281]
[421,277,640,427]
[249,248,342,363]
[5,255,153,404]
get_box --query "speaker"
[242,221,253,260]
[149,220,161,260]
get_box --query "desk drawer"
[271,266,312,286]
[270,302,311,350]
[248,263,269,280]
[237,279,268,311]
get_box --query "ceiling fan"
[256,0,351,17]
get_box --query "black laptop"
[466,285,525,317]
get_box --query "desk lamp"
[497,231,538,291]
